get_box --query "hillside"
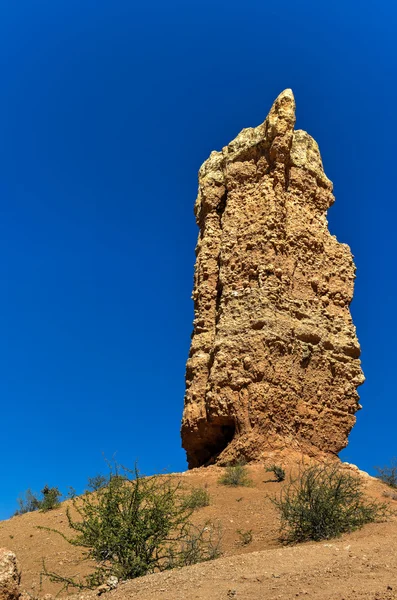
[1,460,396,599]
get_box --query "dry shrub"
[40,463,221,592]
[376,458,397,488]
[271,463,388,543]
[182,487,210,509]
[219,464,252,487]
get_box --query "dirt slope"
[0,461,396,600]
[76,523,397,600]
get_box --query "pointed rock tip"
[277,88,294,100]
[271,88,296,116]
[266,89,296,139]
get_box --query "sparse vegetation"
[40,485,62,512]
[266,464,286,482]
[86,474,108,492]
[236,529,253,546]
[66,486,77,499]
[15,489,41,515]
[376,458,397,488]
[182,487,210,509]
[166,521,222,568]
[219,464,252,487]
[15,486,61,515]
[271,463,388,543]
[383,489,397,501]
[40,463,221,591]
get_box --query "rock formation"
[181,89,364,468]
[0,549,21,600]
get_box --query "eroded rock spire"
[181,90,364,468]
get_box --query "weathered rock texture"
[0,549,21,600]
[181,89,364,469]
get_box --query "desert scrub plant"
[219,463,252,487]
[383,489,397,501]
[86,474,108,492]
[66,486,77,499]
[14,485,61,515]
[236,529,253,546]
[15,489,41,515]
[266,464,286,482]
[375,458,397,488]
[165,521,222,568]
[40,463,221,592]
[271,463,388,543]
[40,485,62,512]
[182,487,210,509]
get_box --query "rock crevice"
[182,90,364,468]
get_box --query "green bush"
[40,485,62,512]
[271,463,387,543]
[219,464,252,487]
[40,463,221,591]
[15,486,61,515]
[266,464,286,482]
[376,458,397,488]
[182,487,210,509]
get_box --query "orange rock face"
[181,90,364,469]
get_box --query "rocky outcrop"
[181,89,364,468]
[0,550,21,600]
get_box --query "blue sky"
[0,0,396,519]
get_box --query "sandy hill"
[1,460,396,600]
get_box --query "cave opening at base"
[191,418,236,468]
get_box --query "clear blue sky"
[0,0,396,519]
